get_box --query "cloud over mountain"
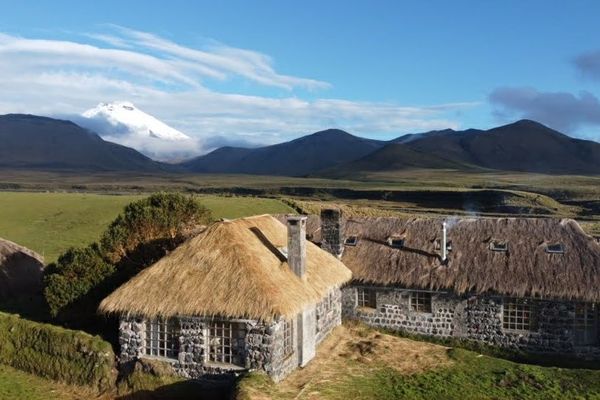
[0,26,472,153]
[489,87,600,137]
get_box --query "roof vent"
[489,240,508,252]
[344,236,359,246]
[546,243,565,254]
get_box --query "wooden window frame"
[357,288,377,309]
[502,298,538,332]
[574,303,599,346]
[207,320,245,366]
[283,319,294,358]
[144,318,180,359]
[410,291,432,313]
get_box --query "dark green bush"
[44,244,114,317]
[0,312,115,392]
[43,192,212,325]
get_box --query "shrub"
[43,192,212,325]
[0,312,116,392]
[44,244,114,317]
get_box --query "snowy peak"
[82,101,190,141]
[77,101,198,162]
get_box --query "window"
[344,236,358,246]
[283,319,294,357]
[546,243,565,254]
[207,321,245,366]
[410,291,432,313]
[388,236,405,248]
[144,318,180,359]
[574,303,599,346]
[357,288,377,309]
[490,240,508,252]
[503,298,538,331]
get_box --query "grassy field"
[0,192,294,263]
[237,323,600,400]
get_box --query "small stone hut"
[298,210,600,359]
[99,215,351,381]
[0,237,44,301]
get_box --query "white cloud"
[0,27,476,156]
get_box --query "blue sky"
[1,0,600,153]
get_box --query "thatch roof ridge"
[99,215,351,321]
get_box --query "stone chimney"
[320,208,344,258]
[287,215,307,279]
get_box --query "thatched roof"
[287,215,600,302]
[99,215,351,321]
[0,238,44,301]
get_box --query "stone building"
[99,215,351,382]
[300,210,600,359]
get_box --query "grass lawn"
[0,191,294,264]
[237,323,600,400]
[0,364,103,400]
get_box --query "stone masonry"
[118,288,344,383]
[343,285,600,359]
[316,288,343,345]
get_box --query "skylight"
[490,240,508,252]
[344,236,358,246]
[389,238,405,248]
[546,243,565,254]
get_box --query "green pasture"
[0,192,294,263]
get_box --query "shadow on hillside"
[116,379,235,400]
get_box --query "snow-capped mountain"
[77,101,198,161]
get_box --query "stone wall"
[316,288,343,344]
[119,317,145,362]
[268,318,299,382]
[342,285,600,359]
[118,315,300,382]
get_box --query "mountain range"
[0,114,163,171]
[1,112,599,177]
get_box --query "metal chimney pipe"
[442,222,447,262]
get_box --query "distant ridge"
[0,114,165,172]
[181,128,386,176]
[320,120,600,177]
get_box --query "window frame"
[489,240,508,252]
[144,318,180,360]
[357,287,377,309]
[388,237,405,249]
[344,235,359,246]
[206,320,245,366]
[574,303,599,346]
[282,318,294,358]
[545,243,565,254]
[502,298,538,332]
[409,291,433,314]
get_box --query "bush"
[43,192,212,325]
[0,312,115,392]
[44,244,114,317]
